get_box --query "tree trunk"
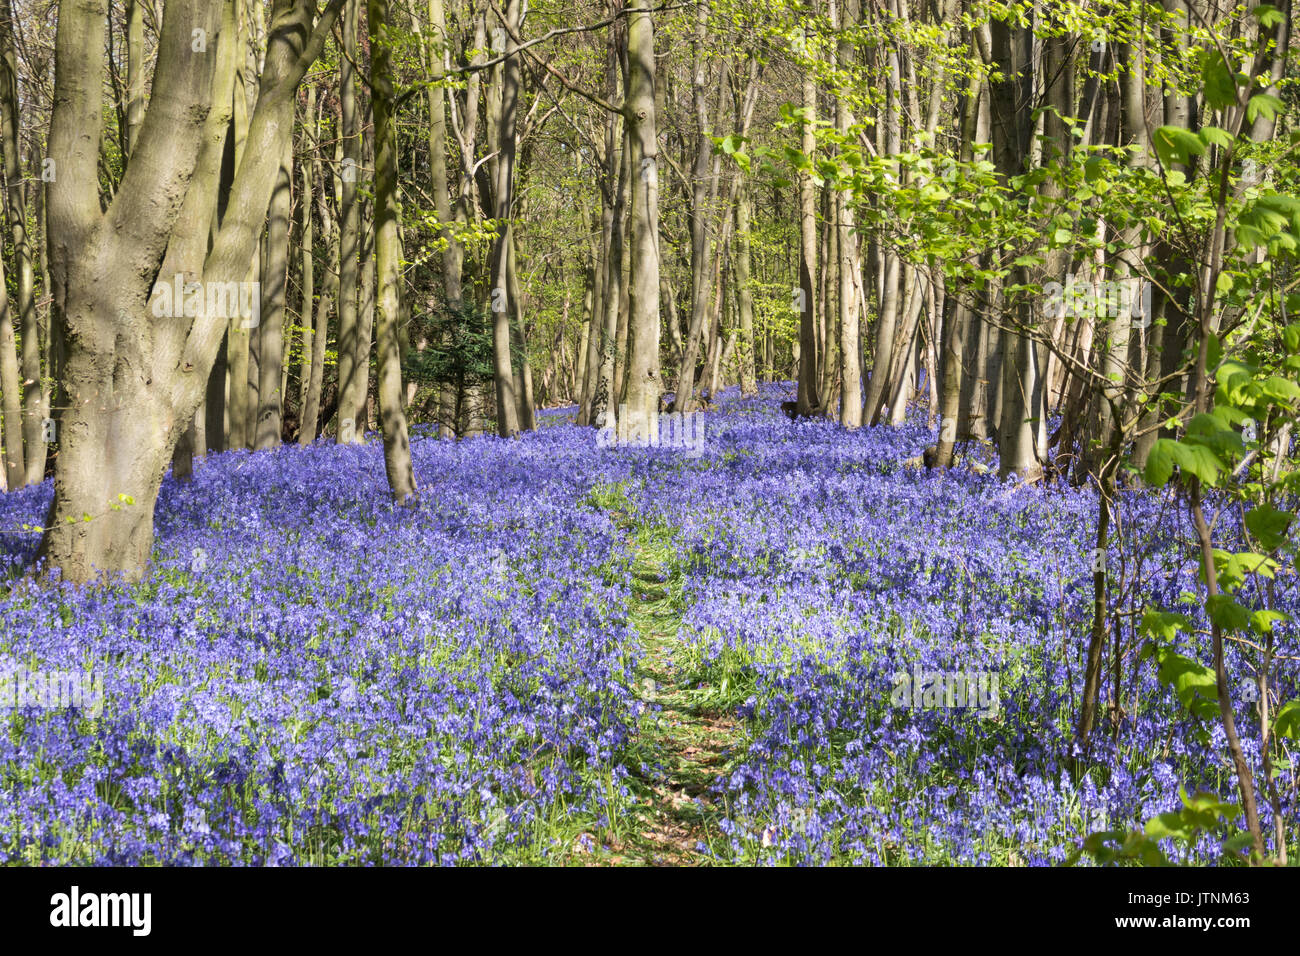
[735,186,758,397]
[618,3,663,438]
[986,14,1041,479]
[39,0,344,582]
[256,138,292,449]
[297,86,316,421]
[368,0,416,499]
[796,23,820,415]
[507,233,537,430]
[592,118,627,428]
[0,0,41,484]
[488,0,522,437]
[674,0,720,415]
[336,0,363,442]
[0,240,21,487]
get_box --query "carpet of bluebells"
[1,383,1296,864]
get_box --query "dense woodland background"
[0,1,1291,512]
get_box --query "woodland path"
[595,502,740,865]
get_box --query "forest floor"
[5,390,1289,866]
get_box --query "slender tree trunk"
[226,1,254,451]
[336,0,362,442]
[368,0,416,499]
[0,0,40,485]
[507,234,536,430]
[302,110,337,444]
[488,0,522,437]
[297,86,316,421]
[735,185,758,397]
[0,241,21,487]
[123,0,144,153]
[256,138,292,449]
[796,24,820,415]
[577,198,608,425]
[834,0,861,427]
[987,15,1041,479]
[592,118,627,428]
[619,2,663,438]
[674,1,719,414]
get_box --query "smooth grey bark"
[336,0,363,443]
[297,86,316,422]
[0,0,41,483]
[935,39,980,467]
[367,0,416,500]
[488,0,522,437]
[986,15,1041,479]
[123,0,144,153]
[301,128,338,445]
[592,124,628,428]
[507,233,536,430]
[795,23,820,415]
[833,0,861,426]
[39,0,343,582]
[861,7,903,423]
[673,0,722,414]
[577,199,607,425]
[618,3,663,437]
[225,1,254,451]
[0,235,20,487]
[355,144,376,434]
[256,137,292,449]
[414,0,460,437]
[734,185,757,397]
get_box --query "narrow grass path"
[596,497,741,865]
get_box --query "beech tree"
[38,0,344,581]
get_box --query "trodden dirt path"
[597,508,740,865]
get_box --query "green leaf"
[1276,699,1300,740]
[1139,609,1193,643]
[1145,812,1192,840]
[1153,126,1207,168]
[1186,413,1244,459]
[1253,4,1285,28]
[1245,503,1294,551]
[1153,648,1221,720]
[1284,324,1300,354]
[1199,126,1234,149]
[1261,375,1300,405]
[1207,333,1223,370]
[1215,358,1258,404]
[1145,439,1177,486]
[1174,440,1224,485]
[1201,53,1241,111]
[1213,549,1279,588]
[1206,593,1251,632]
[1250,609,1289,635]
[1247,93,1284,125]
